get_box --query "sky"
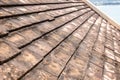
[90,0,120,25]
[97,5,120,24]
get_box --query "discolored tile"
[0,9,11,17]
[19,28,39,41]
[41,56,64,76]
[105,48,115,60]
[27,40,52,57]
[90,55,104,67]
[59,64,82,80]
[0,40,20,62]
[22,70,57,80]
[103,62,116,80]
[84,63,103,80]
[5,33,27,47]
[0,0,119,80]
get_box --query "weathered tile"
[0,40,20,62]
[76,42,91,59]
[7,18,25,29]
[106,57,115,65]
[105,48,115,60]
[0,49,42,80]
[5,33,27,47]
[27,39,53,57]
[0,60,28,80]
[115,55,120,63]
[83,17,102,45]
[0,19,20,35]
[22,70,57,80]
[73,14,98,40]
[113,38,120,54]
[41,56,64,76]
[114,52,120,63]
[105,39,114,50]
[113,29,120,41]
[0,9,11,17]
[91,50,104,60]
[84,63,103,80]
[90,55,104,67]
[93,20,106,54]
[35,22,55,34]
[19,28,39,41]
[103,62,116,80]
[93,41,105,54]
[48,42,75,63]
[16,49,42,67]
[106,24,113,41]
[47,6,79,17]
[0,0,119,80]
[2,7,23,15]
[59,64,83,80]
[69,56,89,73]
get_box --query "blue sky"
[97,5,120,24]
[90,0,120,25]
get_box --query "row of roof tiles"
[0,0,120,80]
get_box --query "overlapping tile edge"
[0,0,120,80]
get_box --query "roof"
[0,0,120,80]
[83,0,120,29]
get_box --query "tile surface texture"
[0,0,120,80]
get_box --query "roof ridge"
[82,0,120,30]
